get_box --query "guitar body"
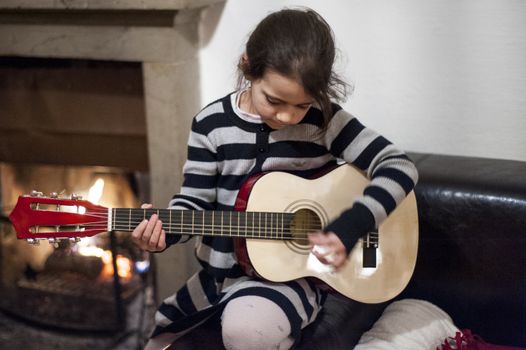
[235,164,419,303]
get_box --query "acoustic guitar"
[9,164,418,303]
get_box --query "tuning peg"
[48,238,59,248]
[50,192,58,198]
[30,190,44,197]
[27,238,40,245]
[71,193,82,200]
[69,237,81,243]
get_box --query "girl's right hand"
[131,203,167,252]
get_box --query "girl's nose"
[276,111,294,124]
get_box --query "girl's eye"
[266,97,279,105]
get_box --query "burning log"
[44,253,103,280]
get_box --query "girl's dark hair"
[238,8,349,127]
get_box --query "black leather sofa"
[170,153,526,349]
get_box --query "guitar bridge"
[363,230,378,268]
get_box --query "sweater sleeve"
[323,108,419,254]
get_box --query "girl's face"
[244,69,314,129]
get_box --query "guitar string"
[42,208,322,233]
[48,208,306,218]
[35,209,322,231]
[45,221,320,237]
[62,211,300,221]
[46,216,321,230]
[28,221,321,241]
[29,209,323,239]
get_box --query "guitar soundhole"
[287,209,321,253]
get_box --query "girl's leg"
[221,295,295,350]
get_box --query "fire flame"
[100,250,133,282]
[79,178,104,214]
[76,178,133,282]
[77,245,133,282]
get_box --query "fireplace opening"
[0,162,155,334]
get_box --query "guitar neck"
[111,208,296,240]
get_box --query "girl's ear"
[239,53,253,81]
[240,53,249,66]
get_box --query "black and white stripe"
[153,92,418,339]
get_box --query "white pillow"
[354,299,459,350]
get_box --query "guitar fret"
[281,213,283,239]
[277,213,280,239]
[269,213,273,239]
[180,211,183,235]
[202,211,205,236]
[275,213,278,239]
[272,213,275,239]
[277,213,279,239]
[264,212,267,239]
[212,211,215,236]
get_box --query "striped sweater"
[152,91,418,339]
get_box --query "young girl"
[133,7,418,350]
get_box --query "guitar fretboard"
[111,208,305,240]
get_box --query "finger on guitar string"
[139,203,155,243]
[149,219,166,251]
[131,203,167,252]
[142,214,160,242]
[131,218,148,241]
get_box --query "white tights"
[221,295,294,350]
[145,295,295,350]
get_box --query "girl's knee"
[222,321,263,349]
[222,320,292,350]
[221,296,293,350]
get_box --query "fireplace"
[0,0,225,302]
[0,1,224,347]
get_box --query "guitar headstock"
[9,191,109,245]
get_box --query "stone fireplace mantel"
[0,0,225,299]
[0,0,223,10]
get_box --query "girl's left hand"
[309,231,347,270]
